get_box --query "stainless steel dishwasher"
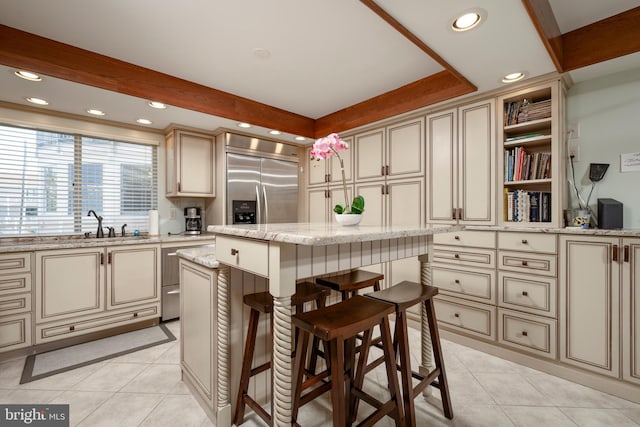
[161,243,211,321]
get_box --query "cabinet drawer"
[433,231,496,248]
[0,313,32,352]
[498,272,556,317]
[216,236,269,277]
[433,246,495,269]
[0,252,31,275]
[498,232,557,253]
[498,250,556,276]
[36,304,159,344]
[0,293,31,316]
[432,264,495,304]
[0,273,31,296]
[434,296,495,340]
[498,309,557,359]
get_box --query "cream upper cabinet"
[306,185,353,224]
[35,248,105,323]
[427,98,495,225]
[355,118,424,182]
[106,244,160,310]
[622,237,640,385]
[166,128,216,197]
[306,136,353,187]
[559,235,620,378]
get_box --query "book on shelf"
[504,148,551,181]
[504,98,551,125]
[505,190,551,223]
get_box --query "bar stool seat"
[233,281,330,426]
[366,281,453,426]
[316,269,383,300]
[292,295,405,427]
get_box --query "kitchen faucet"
[87,210,104,238]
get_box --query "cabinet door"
[107,245,160,310]
[559,236,620,377]
[307,187,328,223]
[307,147,327,186]
[387,118,424,179]
[328,185,353,225]
[329,135,353,185]
[355,182,385,227]
[427,109,457,224]
[177,131,215,196]
[623,238,640,384]
[355,129,385,182]
[35,248,105,323]
[458,99,495,225]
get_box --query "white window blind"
[0,124,157,236]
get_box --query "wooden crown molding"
[523,2,640,73]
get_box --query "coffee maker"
[184,207,202,234]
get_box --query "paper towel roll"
[148,209,159,235]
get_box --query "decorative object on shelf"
[311,133,365,220]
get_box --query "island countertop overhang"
[207,222,463,246]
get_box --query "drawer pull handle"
[133,312,138,318]
[454,313,460,318]
[521,260,528,266]
[231,248,239,256]
[70,325,75,332]
[522,291,528,296]
[454,235,460,240]
[454,254,460,259]
[521,239,528,244]
[521,331,528,337]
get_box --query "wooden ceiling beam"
[521,0,564,72]
[314,71,474,137]
[0,24,316,137]
[561,7,640,72]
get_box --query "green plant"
[334,195,365,215]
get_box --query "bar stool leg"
[233,308,261,426]
[425,298,453,419]
[396,309,417,427]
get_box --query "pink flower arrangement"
[310,133,349,161]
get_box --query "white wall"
[565,68,640,229]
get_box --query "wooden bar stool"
[233,281,330,426]
[316,269,383,300]
[365,281,453,426]
[292,295,405,427]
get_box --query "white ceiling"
[1,0,639,142]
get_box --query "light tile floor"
[1,320,638,426]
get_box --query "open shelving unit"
[497,80,565,227]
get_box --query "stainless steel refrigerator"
[225,134,299,224]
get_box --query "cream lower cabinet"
[0,252,33,353]
[426,98,495,225]
[559,235,620,378]
[622,238,640,385]
[307,185,353,224]
[180,259,217,409]
[35,245,160,344]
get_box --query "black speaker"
[597,198,623,229]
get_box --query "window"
[0,124,157,236]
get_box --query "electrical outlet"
[170,208,177,220]
[568,143,580,162]
[568,122,580,139]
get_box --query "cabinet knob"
[522,260,528,266]
[454,235,460,240]
[454,253,460,259]
[70,325,75,332]
[521,331,528,337]
[454,313,460,318]
[231,248,239,256]
[521,239,528,244]
[522,291,528,296]
[454,279,460,284]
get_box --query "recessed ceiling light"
[136,118,153,125]
[502,72,526,83]
[148,101,167,109]
[14,70,42,81]
[451,9,486,32]
[86,109,106,116]
[26,97,49,105]
[269,130,281,135]
[238,122,252,128]
[295,136,306,141]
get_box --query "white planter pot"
[334,213,362,226]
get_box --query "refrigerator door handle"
[255,185,262,224]
[262,185,269,224]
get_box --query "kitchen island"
[180,222,461,427]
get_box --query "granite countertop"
[176,245,219,269]
[0,232,217,253]
[465,225,640,237]
[207,223,463,245]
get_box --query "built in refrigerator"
[225,133,299,225]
